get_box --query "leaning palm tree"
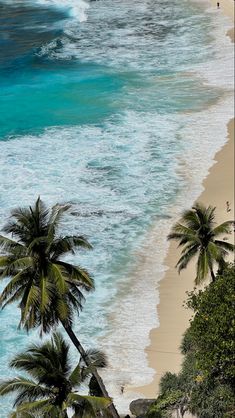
[0,332,111,418]
[167,203,234,284]
[0,198,119,418]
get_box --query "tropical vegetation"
[1,199,234,418]
[167,203,234,283]
[0,332,111,418]
[146,264,235,418]
[0,198,119,418]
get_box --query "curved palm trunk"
[62,322,120,418]
[209,265,216,282]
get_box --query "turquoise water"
[0,0,233,415]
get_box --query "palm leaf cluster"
[0,198,119,418]
[168,203,234,284]
[0,197,93,333]
[0,332,111,418]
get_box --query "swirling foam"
[36,0,89,22]
[0,0,90,22]
[0,0,234,415]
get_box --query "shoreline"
[135,118,234,398]
[134,0,234,401]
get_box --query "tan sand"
[210,0,234,41]
[209,0,234,19]
[134,0,234,401]
[136,119,234,399]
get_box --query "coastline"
[135,118,234,399]
[209,0,234,40]
[134,0,234,401]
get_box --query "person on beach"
[217,2,220,8]
[226,201,231,212]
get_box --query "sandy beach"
[135,0,234,401]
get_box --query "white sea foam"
[101,9,234,408]
[36,0,90,22]
[0,94,233,413]
[0,0,90,22]
[0,0,234,415]
[36,0,233,78]
[97,95,234,414]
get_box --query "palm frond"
[68,393,111,415]
[193,203,216,229]
[180,208,201,230]
[65,282,85,307]
[195,249,209,285]
[48,263,68,294]
[49,236,92,259]
[0,269,32,306]
[0,377,51,406]
[69,364,82,388]
[39,277,52,313]
[55,298,70,322]
[55,261,94,291]
[48,204,71,242]
[12,398,55,415]
[176,245,198,272]
[0,257,32,278]
[1,286,26,309]
[0,235,25,252]
[212,220,234,236]
[20,283,40,329]
[214,240,235,252]
[52,332,70,374]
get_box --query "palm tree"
[167,203,234,284]
[0,332,111,418]
[0,198,119,418]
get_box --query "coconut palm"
[0,198,119,418]
[0,332,111,418]
[167,203,234,284]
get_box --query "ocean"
[0,0,233,415]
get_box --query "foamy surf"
[0,0,90,22]
[36,0,89,21]
[0,0,234,415]
[96,93,234,414]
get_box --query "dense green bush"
[147,264,235,418]
[186,264,235,385]
[147,390,184,418]
[189,379,234,418]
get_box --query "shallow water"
[0,0,233,415]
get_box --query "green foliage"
[180,326,195,355]
[0,199,117,417]
[0,197,94,333]
[186,264,235,385]
[159,372,180,394]
[167,203,234,283]
[0,332,110,417]
[150,264,235,418]
[147,391,184,418]
[189,379,235,418]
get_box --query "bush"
[186,264,235,385]
[147,265,235,418]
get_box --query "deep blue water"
[0,0,233,415]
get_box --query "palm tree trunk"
[62,322,120,418]
[209,265,216,282]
